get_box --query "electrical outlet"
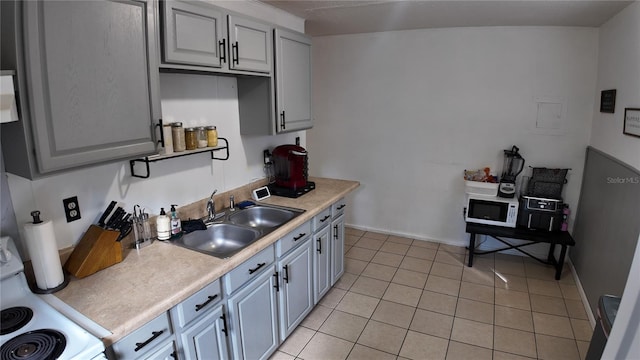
[63,196,81,223]
[295,137,300,146]
[263,149,271,164]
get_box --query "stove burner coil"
[0,329,66,360]
[0,308,34,335]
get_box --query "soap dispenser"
[156,207,171,240]
[170,204,182,237]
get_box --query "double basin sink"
[172,204,305,259]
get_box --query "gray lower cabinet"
[109,312,175,360]
[1,0,161,178]
[277,238,313,340]
[177,305,229,360]
[331,214,346,285]
[274,29,312,133]
[227,265,279,360]
[160,1,271,75]
[313,225,332,304]
[145,341,177,360]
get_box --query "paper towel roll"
[23,220,65,290]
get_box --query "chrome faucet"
[229,195,235,211]
[206,189,217,221]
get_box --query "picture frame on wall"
[600,89,616,113]
[623,108,640,138]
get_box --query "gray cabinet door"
[23,0,159,173]
[228,15,272,73]
[162,1,225,68]
[278,239,313,340]
[228,266,279,360]
[313,226,331,304]
[274,29,312,133]
[331,214,346,285]
[179,305,229,360]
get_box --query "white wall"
[7,73,304,254]
[308,26,598,245]
[593,2,640,359]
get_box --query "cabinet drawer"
[111,312,172,360]
[332,198,347,218]
[312,207,332,232]
[224,245,274,295]
[276,220,312,257]
[171,279,222,329]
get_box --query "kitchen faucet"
[206,189,217,222]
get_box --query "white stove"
[0,237,106,360]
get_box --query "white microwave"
[465,194,519,228]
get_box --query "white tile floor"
[271,228,593,360]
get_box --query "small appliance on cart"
[518,167,569,231]
[497,146,525,198]
[0,236,107,360]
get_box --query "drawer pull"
[195,294,219,312]
[248,262,266,274]
[337,204,346,210]
[293,233,306,241]
[320,215,331,223]
[134,330,164,352]
[317,238,322,254]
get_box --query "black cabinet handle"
[232,41,239,65]
[219,38,226,63]
[283,264,289,283]
[320,215,331,223]
[337,204,346,210]
[220,313,228,337]
[293,233,306,241]
[170,351,177,359]
[195,294,218,312]
[280,111,286,130]
[134,330,164,352]
[156,119,164,147]
[248,262,266,274]
[317,238,322,254]
[334,225,339,239]
[273,272,279,292]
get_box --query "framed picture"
[623,108,640,138]
[600,89,616,113]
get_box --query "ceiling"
[261,0,634,36]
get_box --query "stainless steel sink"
[173,223,261,259]
[228,206,298,230]
[172,203,304,259]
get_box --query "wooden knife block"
[64,225,123,278]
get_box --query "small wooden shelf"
[129,137,229,178]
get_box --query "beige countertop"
[53,177,359,345]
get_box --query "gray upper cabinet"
[1,0,160,178]
[228,15,272,73]
[159,1,272,75]
[162,0,225,68]
[274,29,312,133]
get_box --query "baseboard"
[569,258,597,328]
[345,223,468,247]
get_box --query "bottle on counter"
[171,122,186,152]
[185,127,197,150]
[197,127,208,148]
[170,204,182,237]
[156,208,171,240]
[207,126,218,147]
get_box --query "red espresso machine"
[269,144,315,198]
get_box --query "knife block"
[64,225,123,278]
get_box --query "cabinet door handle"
[293,233,306,241]
[170,351,177,359]
[248,262,266,274]
[283,264,289,283]
[280,111,286,130]
[134,330,164,352]
[273,272,280,292]
[337,204,346,210]
[195,294,218,312]
[320,215,331,223]
[219,38,226,63]
[156,119,164,147]
[220,313,228,336]
[334,225,339,239]
[232,41,239,65]
[317,238,322,254]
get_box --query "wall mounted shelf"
[129,137,229,178]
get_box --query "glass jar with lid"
[197,127,207,148]
[171,122,185,152]
[185,127,197,150]
[207,126,218,147]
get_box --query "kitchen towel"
[23,219,65,290]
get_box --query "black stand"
[466,223,575,280]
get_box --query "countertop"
[53,177,360,345]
